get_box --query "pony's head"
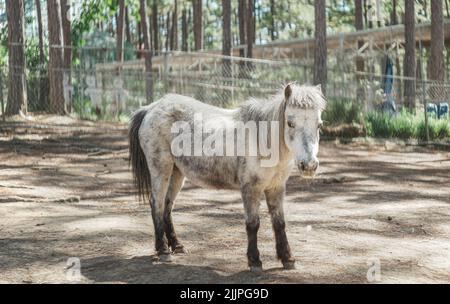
[281,83,326,177]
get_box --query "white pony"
[129,83,326,271]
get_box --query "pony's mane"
[238,84,327,123]
[276,84,327,111]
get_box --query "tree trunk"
[222,0,231,57]
[314,0,327,94]
[5,0,27,115]
[355,0,365,101]
[152,1,159,53]
[445,0,450,18]
[140,0,153,103]
[181,8,188,51]
[246,0,254,59]
[429,0,445,85]
[166,11,171,51]
[35,0,48,110]
[125,6,132,44]
[238,0,246,57]
[61,0,72,111]
[47,0,65,114]
[391,0,398,25]
[404,0,416,111]
[171,0,178,50]
[137,19,142,53]
[269,0,276,41]
[35,0,45,66]
[116,0,125,62]
[367,0,373,28]
[222,0,232,78]
[193,0,203,50]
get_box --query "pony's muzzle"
[298,158,319,177]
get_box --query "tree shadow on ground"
[80,255,369,284]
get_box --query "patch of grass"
[416,117,450,141]
[366,110,450,141]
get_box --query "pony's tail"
[129,108,151,202]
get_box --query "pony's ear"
[284,84,292,100]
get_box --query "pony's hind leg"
[147,157,174,262]
[164,166,187,254]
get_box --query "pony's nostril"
[300,162,306,171]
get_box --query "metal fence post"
[422,80,430,142]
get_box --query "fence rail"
[1,49,450,121]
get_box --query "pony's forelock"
[279,83,327,111]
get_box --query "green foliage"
[416,117,450,141]
[366,111,450,141]
[322,99,364,125]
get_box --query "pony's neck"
[237,96,292,166]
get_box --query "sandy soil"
[0,116,449,284]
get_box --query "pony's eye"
[287,121,295,128]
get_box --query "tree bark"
[181,8,188,51]
[193,0,203,50]
[222,0,231,57]
[125,6,131,44]
[391,0,398,25]
[35,0,45,67]
[269,0,276,41]
[355,0,365,101]
[404,0,416,111]
[171,0,178,50]
[238,0,246,57]
[429,0,445,83]
[35,0,48,110]
[166,11,171,51]
[246,0,254,59]
[222,0,232,77]
[314,0,327,94]
[445,0,450,18]
[47,0,65,114]
[5,0,27,115]
[152,1,159,53]
[140,0,153,103]
[61,0,72,111]
[116,0,125,62]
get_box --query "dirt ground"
[0,116,449,284]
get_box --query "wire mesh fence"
[0,47,450,123]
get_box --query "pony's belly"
[184,174,240,190]
[174,156,240,190]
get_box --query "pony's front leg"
[241,184,263,272]
[265,187,295,270]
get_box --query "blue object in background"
[438,103,449,119]
[381,55,396,115]
[427,103,438,118]
[383,56,394,95]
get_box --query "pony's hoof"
[159,254,172,262]
[173,245,188,254]
[282,260,296,270]
[249,266,263,273]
